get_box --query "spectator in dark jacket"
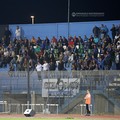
[93,25,100,38]
[110,24,116,41]
[58,59,64,71]
[4,27,12,46]
[49,61,56,71]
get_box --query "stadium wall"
[9,20,120,40]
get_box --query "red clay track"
[0,114,120,119]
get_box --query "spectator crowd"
[0,24,120,73]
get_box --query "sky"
[0,0,120,25]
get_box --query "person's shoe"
[85,114,90,116]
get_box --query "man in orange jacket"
[84,89,91,116]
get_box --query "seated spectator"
[49,53,55,63]
[31,36,36,46]
[62,37,68,46]
[73,36,79,46]
[0,54,5,68]
[78,36,84,44]
[24,38,29,48]
[37,37,42,46]
[22,57,28,71]
[94,36,99,45]
[116,38,120,50]
[103,52,112,70]
[115,51,120,70]
[114,33,120,44]
[97,56,104,70]
[53,46,59,61]
[51,36,57,47]
[83,35,89,50]
[63,51,69,68]
[78,44,84,55]
[8,63,15,76]
[41,40,46,50]
[71,61,77,77]
[93,45,98,58]
[68,39,74,52]
[82,59,89,70]
[68,52,74,67]
[105,35,112,45]
[58,44,64,57]
[83,35,88,43]
[43,50,49,62]
[45,36,50,49]
[29,58,35,71]
[58,38,63,46]
[89,60,97,70]
[34,44,41,53]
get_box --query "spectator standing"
[15,26,21,40]
[36,62,42,80]
[110,24,116,41]
[92,25,100,38]
[58,59,64,71]
[4,27,12,46]
[49,61,56,71]
[100,24,106,39]
[84,89,91,116]
[42,60,49,78]
[42,60,49,71]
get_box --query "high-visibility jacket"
[84,93,91,104]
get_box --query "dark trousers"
[86,104,90,115]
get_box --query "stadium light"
[68,0,70,39]
[30,16,35,24]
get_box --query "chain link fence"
[0,70,120,115]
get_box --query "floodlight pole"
[27,56,30,109]
[68,0,70,39]
[31,16,35,24]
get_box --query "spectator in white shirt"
[15,26,21,40]
[42,60,49,71]
[36,62,42,80]
[42,60,49,78]
[36,62,42,71]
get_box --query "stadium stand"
[0,23,120,72]
[0,21,120,115]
